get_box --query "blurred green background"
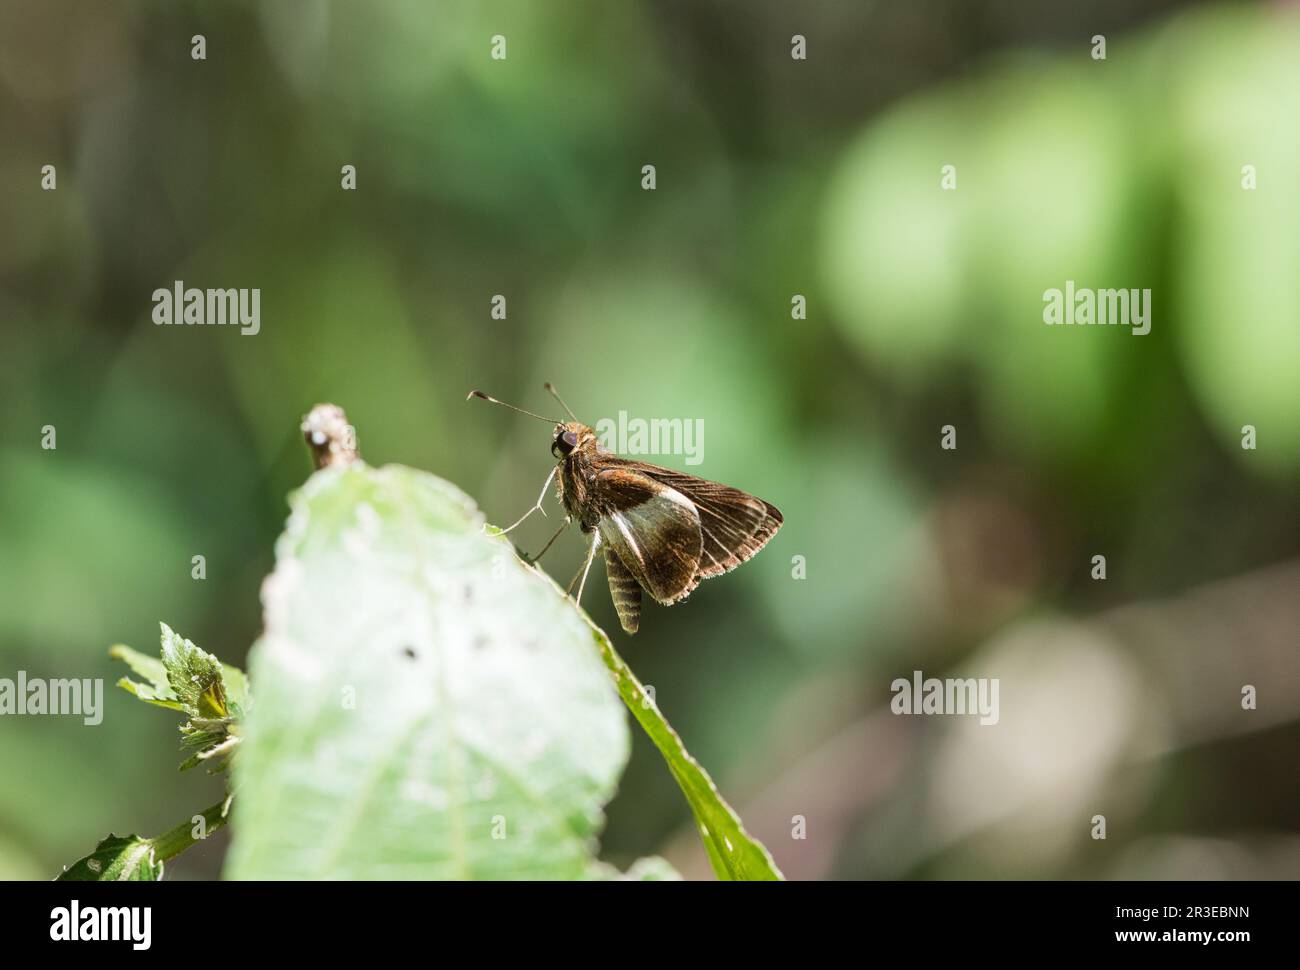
[1,0,1298,880]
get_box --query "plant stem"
[150,798,230,862]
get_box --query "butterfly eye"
[552,429,579,458]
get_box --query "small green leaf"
[220,663,250,715]
[113,676,186,711]
[109,644,185,710]
[109,643,172,694]
[110,632,246,769]
[57,835,163,881]
[160,622,228,718]
[177,718,241,772]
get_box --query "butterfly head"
[552,422,596,459]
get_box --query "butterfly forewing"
[616,462,784,580]
[589,458,783,625]
[594,467,702,605]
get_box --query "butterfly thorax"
[552,422,606,529]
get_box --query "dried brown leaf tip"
[301,403,359,470]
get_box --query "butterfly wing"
[617,462,783,582]
[592,467,702,606]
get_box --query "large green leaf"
[225,463,647,878]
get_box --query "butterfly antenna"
[543,382,579,422]
[466,390,561,424]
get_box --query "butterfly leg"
[487,465,557,536]
[567,530,601,605]
[519,516,570,566]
